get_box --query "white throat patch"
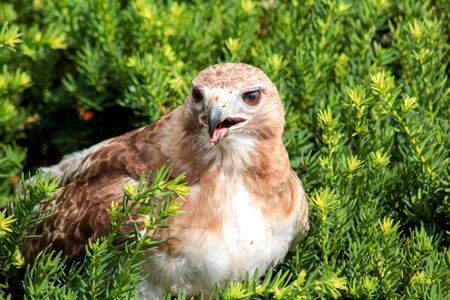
[203,133,257,171]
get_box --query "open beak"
[207,102,247,146]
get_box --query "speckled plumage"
[22,63,309,298]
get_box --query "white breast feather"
[139,135,299,298]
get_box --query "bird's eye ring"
[243,90,261,106]
[192,87,204,103]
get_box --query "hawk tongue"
[210,127,226,146]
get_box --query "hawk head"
[185,63,285,146]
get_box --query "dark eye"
[243,90,261,106]
[192,87,203,103]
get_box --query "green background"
[0,0,448,298]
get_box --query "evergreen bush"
[0,0,448,298]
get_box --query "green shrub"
[0,0,448,298]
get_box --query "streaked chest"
[141,141,299,297]
[161,174,297,291]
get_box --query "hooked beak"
[208,102,223,139]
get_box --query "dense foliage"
[0,0,449,298]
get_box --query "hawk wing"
[22,109,182,262]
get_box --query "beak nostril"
[216,98,227,108]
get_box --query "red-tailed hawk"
[23,63,309,297]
